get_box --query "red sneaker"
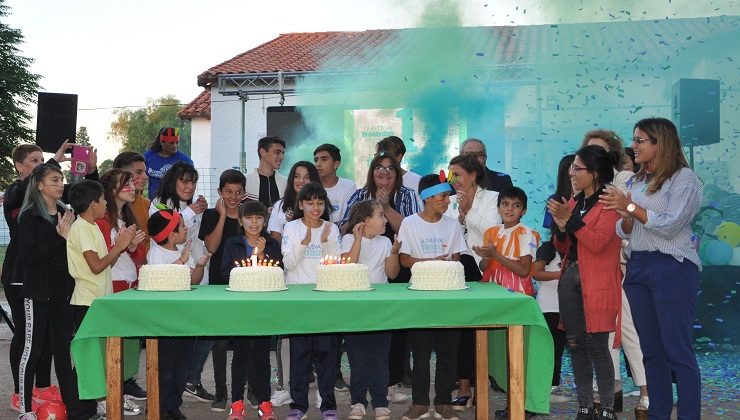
[228,399,247,420]
[10,393,41,413]
[258,401,277,420]
[34,385,62,403]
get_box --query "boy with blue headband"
[397,174,467,420]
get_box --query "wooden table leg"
[507,325,525,420]
[106,337,123,420]
[146,339,160,420]
[474,329,489,420]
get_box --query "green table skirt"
[71,282,553,413]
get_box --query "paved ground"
[0,297,736,419]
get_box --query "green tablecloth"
[71,282,553,413]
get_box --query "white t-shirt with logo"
[281,219,340,285]
[341,234,392,284]
[398,213,468,259]
[326,178,357,224]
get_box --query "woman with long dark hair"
[547,145,623,420]
[269,161,321,243]
[600,117,703,420]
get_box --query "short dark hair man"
[245,136,287,209]
[313,144,357,224]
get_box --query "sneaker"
[183,383,215,402]
[228,400,247,420]
[270,388,293,407]
[576,407,596,420]
[10,393,41,413]
[98,398,142,416]
[450,395,473,411]
[167,408,187,420]
[634,396,649,420]
[258,401,277,420]
[211,394,228,412]
[321,409,338,420]
[33,385,62,402]
[374,407,391,420]
[334,376,349,392]
[123,378,147,400]
[19,412,38,420]
[387,384,408,403]
[285,408,307,420]
[402,404,430,420]
[550,386,571,403]
[88,415,107,420]
[348,403,366,419]
[433,405,459,419]
[494,408,537,419]
[598,408,617,420]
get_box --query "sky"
[6,0,739,162]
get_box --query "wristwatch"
[626,203,636,214]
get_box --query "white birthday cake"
[315,263,372,291]
[138,264,191,291]
[229,266,286,292]
[409,261,467,290]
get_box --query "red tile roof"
[178,90,210,120]
[195,17,736,88]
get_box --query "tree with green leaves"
[0,0,41,189]
[109,95,191,155]
[76,126,91,146]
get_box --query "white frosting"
[409,261,467,290]
[138,264,191,291]
[315,263,372,291]
[229,266,286,291]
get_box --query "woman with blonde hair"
[600,117,703,420]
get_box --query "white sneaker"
[549,386,571,403]
[387,384,408,403]
[270,387,293,407]
[374,407,391,420]
[348,403,366,419]
[97,397,142,416]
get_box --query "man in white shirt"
[245,136,287,210]
[313,144,357,224]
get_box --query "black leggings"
[6,285,52,394]
[543,312,566,386]
[18,298,78,415]
[558,263,614,409]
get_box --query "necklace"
[578,198,588,216]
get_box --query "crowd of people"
[1,118,703,420]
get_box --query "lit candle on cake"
[250,250,258,267]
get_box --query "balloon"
[37,400,67,420]
[703,240,733,266]
[714,221,740,248]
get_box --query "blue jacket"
[220,234,282,281]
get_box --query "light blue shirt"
[616,167,702,270]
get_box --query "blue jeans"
[346,332,391,408]
[186,339,213,385]
[625,251,700,420]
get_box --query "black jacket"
[1,159,97,286]
[16,205,75,301]
[484,168,514,194]
[220,234,282,284]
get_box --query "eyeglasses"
[465,152,487,158]
[569,164,589,173]
[632,136,655,145]
[374,165,397,174]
